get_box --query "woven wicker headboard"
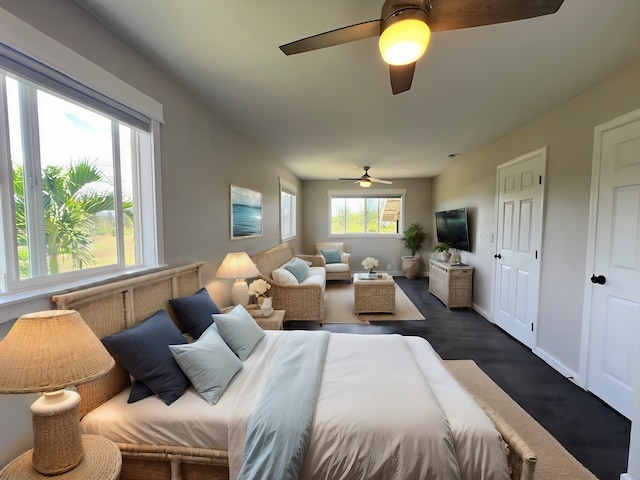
[51,262,204,417]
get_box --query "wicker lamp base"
[30,390,83,475]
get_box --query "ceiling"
[75,0,640,181]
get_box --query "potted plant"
[433,241,453,262]
[401,223,426,279]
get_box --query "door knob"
[590,274,606,285]
[494,254,502,259]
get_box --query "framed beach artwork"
[230,185,263,239]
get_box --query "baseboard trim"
[534,346,584,387]
[472,303,491,321]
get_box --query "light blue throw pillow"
[169,324,242,405]
[212,305,266,360]
[320,248,341,264]
[284,257,309,283]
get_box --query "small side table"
[0,435,121,480]
[251,309,285,330]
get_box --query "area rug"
[322,282,425,324]
[444,360,597,480]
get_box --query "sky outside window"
[5,74,135,278]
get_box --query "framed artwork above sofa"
[230,185,262,239]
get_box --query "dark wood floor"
[285,276,631,480]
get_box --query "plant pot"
[439,251,451,262]
[401,256,422,279]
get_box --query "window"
[329,190,405,236]
[0,37,163,297]
[279,178,296,241]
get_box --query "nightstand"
[0,435,121,479]
[251,309,285,330]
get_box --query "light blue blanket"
[237,330,330,480]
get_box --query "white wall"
[0,0,301,467]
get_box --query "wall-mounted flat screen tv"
[435,208,471,251]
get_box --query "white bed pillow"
[212,305,266,360]
[169,324,242,405]
[272,266,298,285]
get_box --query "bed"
[51,262,536,480]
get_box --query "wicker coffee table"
[353,273,396,314]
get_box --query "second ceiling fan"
[340,166,393,188]
[280,0,565,95]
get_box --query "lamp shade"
[379,18,431,66]
[0,310,114,394]
[216,252,259,280]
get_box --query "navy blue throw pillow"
[170,288,221,339]
[102,310,189,405]
[128,379,155,403]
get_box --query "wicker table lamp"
[0,310,114,475]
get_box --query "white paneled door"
[493,148,546,349]
[584,110,640,419]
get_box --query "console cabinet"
[428,259,474,308]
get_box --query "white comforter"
[228,332,509,480]
[82,331,510,480]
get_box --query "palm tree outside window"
[0,71,150,291]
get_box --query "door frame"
[491,146,547,349]
[579,107,640,389]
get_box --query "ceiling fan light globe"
[360,179,372,187]
[379,19,430,66]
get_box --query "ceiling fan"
[340,166,393,188]
[280,0,565,95]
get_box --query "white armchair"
[316,242,351,282]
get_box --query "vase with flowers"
[362,256,379,274]
[248,278,273,316]
[248,279,271,305]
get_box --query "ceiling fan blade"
[370,178,393,184]
[429,0,565,32]
[280,19,381,55]
[338,177,361,181]
[389,62,416,95]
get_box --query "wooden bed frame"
[51,262,535,480]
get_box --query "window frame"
[279,177,297,242]
[0,7,164,314]
[327,189,406,237]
